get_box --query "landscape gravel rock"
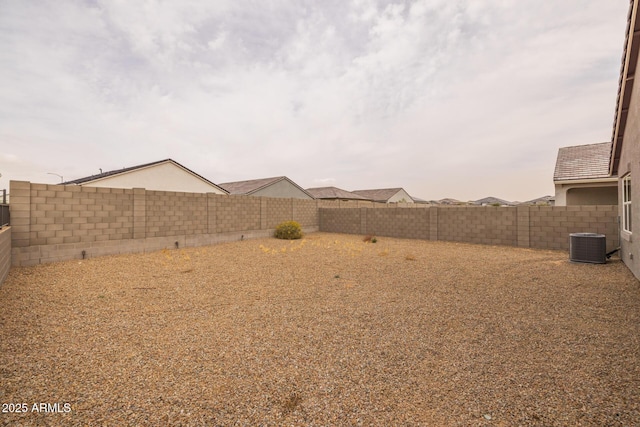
[0,232,638,426]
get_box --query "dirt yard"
[1,232,639,426]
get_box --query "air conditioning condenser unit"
[569,233,606,264]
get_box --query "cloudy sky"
[0,0,630,201]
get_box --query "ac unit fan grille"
[569,233,606,264]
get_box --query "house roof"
[472,196,514,206]
[553,142,613,181]
[219,176,313,198]
[411,197,431,204]
[521,195,554,205]
[305,186,370,200]
[611,0,640,175]
[62,159,228,193]
[219,176,283,194]
[351,188,412,203]
[436,198,464,205]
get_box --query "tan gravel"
[0,232,639,426]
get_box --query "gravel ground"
[1,232,639,426]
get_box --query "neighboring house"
[553,142,618,206]
[219,176,313,200]
[472,196,514,206]
[610,0,640,278]
[63,159,228,194]
[520,195,555,206]
[411,197,431,205]
[351,188,414,203]
[306,186,371,201]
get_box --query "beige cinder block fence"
[0,226,10,283]
[319,206,619,252]
[7,180,620,269]
[9,181,320,267]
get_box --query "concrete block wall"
[8,181,29,248]
[7,180,620,268]
[316,200,400,209]
[13,182,135,248]
[320,205,619,251]
[266,198,293,229]
[213,194,261,233]
[365,208,430,239]
[516,206,530,248]
[319,208,361,235]
[9,181,319,267]
[317,200,334,209]
[145,190,208,237]
[437,206,517,246]
[529,205,619,252]
[0,227,10,285]
[356,201,376,208]
[293,199,318,227]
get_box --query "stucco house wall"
[567,186,618,205]
[618,50,640,277]
[611,0,640,279]
[80,162,226,194]
[251,179,313,200]
[387,189,414,203]
[352,188,415,203]
[554,181,619,206]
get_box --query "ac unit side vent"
[569,233,606,264]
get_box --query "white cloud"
[0,0,630,200]
[207,32,227,51]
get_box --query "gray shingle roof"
[219,176,313,198]
[219,176,285,195]
[472,197,514,206]
[62,159,228,193]
[553,142,613,181]
[305,187,370,200]
[411,197,430,204]
[351,188,408,202]
[63,159,170,184]
[520,195,554,205]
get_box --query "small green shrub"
[371,237,377,243]
[274,221,303,240]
